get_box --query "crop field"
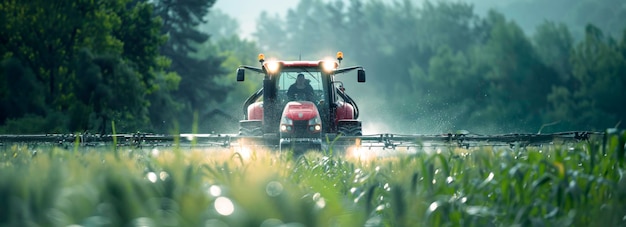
[1,131,625,227]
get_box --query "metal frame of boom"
[0,131,603,148]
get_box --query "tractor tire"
[337,121,362,136]
[239,120,263,136]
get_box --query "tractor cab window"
[278,70,324,103]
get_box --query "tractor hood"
[282,101,319,120]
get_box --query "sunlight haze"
[213,0,518,39]
[214,0,299,39]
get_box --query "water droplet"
[383,183,390,191]
[266,181,283,197]
[312,193,325,208]
[466,206,489,215]
[159,171,169,181]
[214,197,235,216]
[428,202,439,212]
[354,192,365,203]
[485,172,494,183]
[146,172,157,183]
[209,185,222,197]
[446,176,453,184]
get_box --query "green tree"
[468,11,559,132]
[0,0,168,133]
[199,9,240,41]
[533,21,574,83]
[194,8,262,132]
[547,25,626,130]
[153,0,229,132]
[0,58,46,123]
[73,50,149,133]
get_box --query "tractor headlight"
[265,61,280,74]
[280,124,292,132]
[280,117,293,132]
[308,117,322,132]
[321,60,337,73]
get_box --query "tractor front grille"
[292,120,309,135]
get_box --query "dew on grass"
[354,194,365,203]
[485,172,494,183]
[266,181,283,197]
[428,201,439,213]
[209,185,222,197]
[159,171,169,181]
[151,148,160,156]
[147,172,157,183]
[312,192,326,208]
[446,176,454,184]
[214,197,235,216]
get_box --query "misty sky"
[213,0,299,39]
[214,0,516,39]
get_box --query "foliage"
[252,0,625,133]
[152,0,231,133]
[0,0,246,134]
[0,132,625,226]
[546,25,626,130]
[500,0,626,39]
[0,0,167,133]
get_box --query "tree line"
[0,0,237,134]
[1,0,624,134]
[255,0,626,133]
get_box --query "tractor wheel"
[337,121,362,136]
[239,120,262,136]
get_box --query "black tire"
[239,120,262,136]
[337,121,362,136]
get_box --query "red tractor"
[236,52,366,152]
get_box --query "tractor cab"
[236,52,366,145]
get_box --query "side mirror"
[357,69,366,83]
[236,68,245,81]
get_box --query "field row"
[0,130,624,226]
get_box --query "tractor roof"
[271,61,326,67]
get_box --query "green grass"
[0,130,625,226]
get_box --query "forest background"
[1,0,624,135]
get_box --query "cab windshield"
[277,69,324,103]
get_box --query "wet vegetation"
[2,1,624,226]
[1,130,624,226]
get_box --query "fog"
[210,0,625,134]
[214,0,519,39]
